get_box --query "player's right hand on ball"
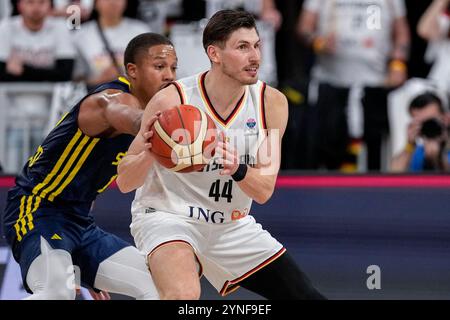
[142,111,161,151]
[216,132,239,176]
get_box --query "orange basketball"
[150,105,218,172]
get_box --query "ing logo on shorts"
[188,206,225,224]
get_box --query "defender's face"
[19,0,51,23]
[134,44,178,103]
[218,28,261,85]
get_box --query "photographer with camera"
[391,92,450,172]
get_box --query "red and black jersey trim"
[219,247,286,296]
[200,72,245,126]
[171,82,185,104]
[260,82,267,130]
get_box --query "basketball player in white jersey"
[117,10,325,300]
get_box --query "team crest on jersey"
[245,118,257,136]
[246,118,256,129]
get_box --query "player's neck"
[130,85,148,108]
[204,71,246,113]
[99,16,122,28]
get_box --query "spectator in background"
[261,0,282,31]
[181,0,206,21]
[52,0,94,22]
[299,0,410,88]
[418,0,450,96]
[0,1,12,21]
[391,92,450,172]
[0,0,75,82]
[0,0,76,173]
[72,0,149,90]
[137,0,175,35]
[262,0,309,85]
[297,0,410,171]
[260,0,312,170]
[203,0,262,18]
[180,0,270,20]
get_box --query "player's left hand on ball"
[215,132,239,176]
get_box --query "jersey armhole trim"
[260,82,268,131]
[171,82,185,104]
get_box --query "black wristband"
[231,164,248,182]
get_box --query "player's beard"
[222,62,258,85]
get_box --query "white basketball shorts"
[130,209,285,296]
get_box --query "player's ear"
[126,63,138,79]
[206,45,220,64]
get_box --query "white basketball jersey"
[132,72,268,224]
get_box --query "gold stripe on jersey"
[26,195,41,231]
[31,129,99,202]
[55,112,69,127]
[13,195,43,242]
[13,196,26,241]
[118,76,131,90]
[97,174,117,193]
[32,130,83,196]
[39,134,91,199]
[48,137,99,201]
[17,196,33,237]
[23,196,34,233]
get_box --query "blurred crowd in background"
[0,0,449,174]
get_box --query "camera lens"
[420,118,443,139]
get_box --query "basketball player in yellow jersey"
[117,10,325,300]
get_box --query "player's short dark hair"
[124,33,173,66]
[409,92,445,114]
[202,9,258,51]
